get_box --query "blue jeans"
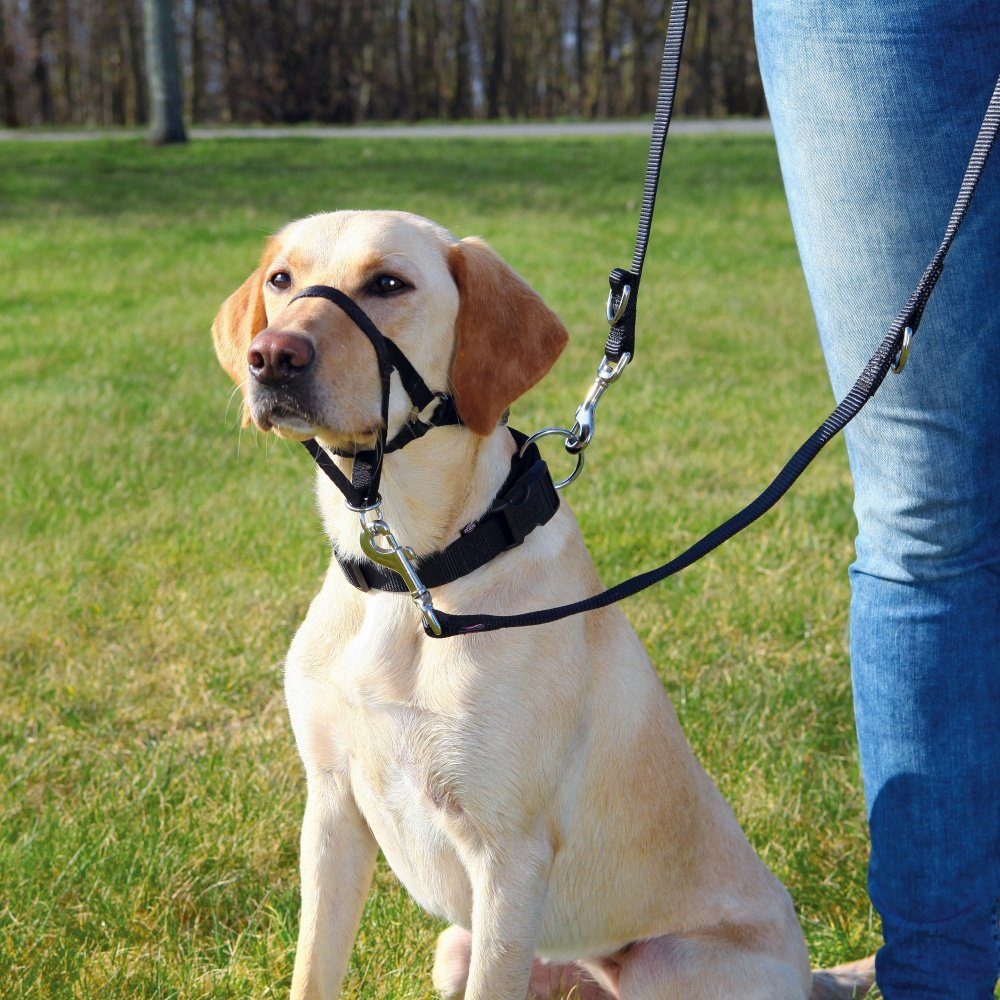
[753,2,1000,996]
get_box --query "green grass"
[2,134,880,997]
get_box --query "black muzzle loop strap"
[293,284,446,633]
[292,284,462,510]
[293,285,395,510]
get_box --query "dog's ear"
[211,238,278,391]
[447,237,568,436]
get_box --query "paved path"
[0,118,772,143]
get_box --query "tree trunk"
[190,0,205,121]
[52,0,72,122]
[392,0,412,121]
[29,0,54,123]
[592,0,610,118]
[127,0,148,124]
[574,0,586,113]
[485,0,505,119]
[449,0,470,119]
[0,2,20,126]
[142,0,186,143]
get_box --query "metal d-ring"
[520,427,585,490]
[891,325,914,374]
[606,283,632,326]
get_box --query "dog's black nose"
[248,331,315,386]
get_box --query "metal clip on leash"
[519,284,633,487]
[523,0,692,479]
[565,280,633,454]
[354,501,442,636]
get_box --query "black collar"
[336,428,560,594]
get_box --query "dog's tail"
[810,954,877,999]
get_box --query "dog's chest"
[288,633,477,925]
[347,698,475,924]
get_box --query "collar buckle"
[495,459,560,549]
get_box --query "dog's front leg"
[291,777,377,1000]
[463,840,553,1000]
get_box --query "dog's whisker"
[224,384,243,427]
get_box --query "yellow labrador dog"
[212,210,874,999]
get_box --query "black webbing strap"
[605,0,690,364]
[337,429,559,593]
[431,73,1000,638]
[302,436,367,508]
[336,394,462,459]
[294,285,395,507]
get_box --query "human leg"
[753,1,1000,995]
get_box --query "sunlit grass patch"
[1,133,881,997]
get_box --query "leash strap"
[432,72,1000,638]
[604,0,690,365]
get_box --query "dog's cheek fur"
[447,237,569,436]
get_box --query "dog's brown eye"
[269,271,292,290]
[370,274,409,296]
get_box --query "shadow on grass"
[0,134,782,223]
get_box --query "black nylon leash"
[430,73,1000,638]
[604,0,690,366]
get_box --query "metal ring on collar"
[519,427,585,490]
[346,498,385,528]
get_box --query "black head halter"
[289,284,560,636]
[291,284,460,509]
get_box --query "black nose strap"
[291,285,438,412]
[290,284,446,509]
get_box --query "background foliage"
[0,0,763,128]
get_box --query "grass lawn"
[2,132,882,997]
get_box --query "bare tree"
[28,0,54,121]
[142,0,186,142]
[0,1,20,126]
[1,0,767,128]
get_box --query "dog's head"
[212,211,568,449]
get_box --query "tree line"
[0,0,765,129]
